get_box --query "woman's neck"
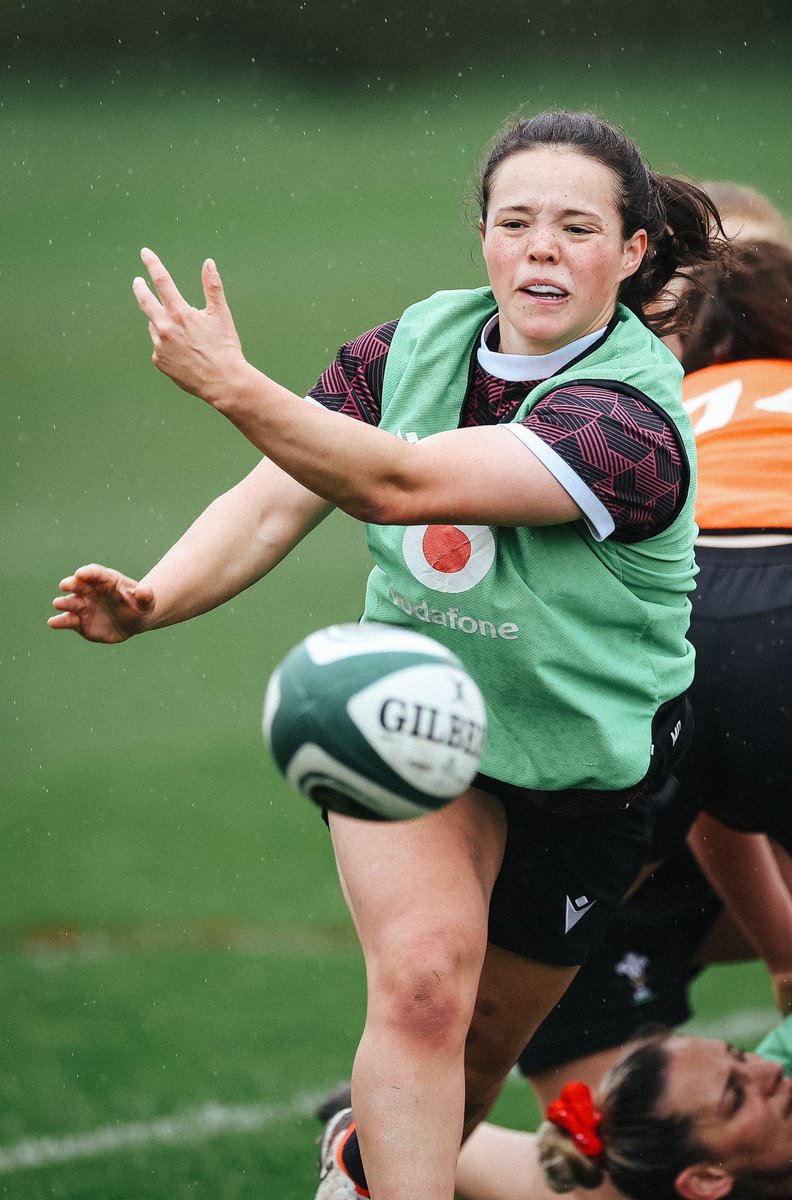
[477,316,607,381]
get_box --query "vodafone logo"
[402,525,496,594]
[392,521,516,641]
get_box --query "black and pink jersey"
[307,319,686,542]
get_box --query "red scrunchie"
[545,1081,605,1160]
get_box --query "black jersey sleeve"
[520,384,687,542]
[306,321,397,425]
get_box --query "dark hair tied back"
[477,109,727,336]
[537,1033,708,1199]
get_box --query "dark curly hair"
[680,237,792,372]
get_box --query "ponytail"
[537,1115,606,1192]
[538,1080,606,1192]
[536,1035,708,1199]
[620,173,726,336]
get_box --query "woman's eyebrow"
[492,203,603,221]
[491,204,536,217]
[558,207,602,220]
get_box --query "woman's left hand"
[132,248,246,406]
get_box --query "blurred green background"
[2,3,789,1196]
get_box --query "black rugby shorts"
[476,692,694,966]
[676,543,792,853]
[516,844,722,1074]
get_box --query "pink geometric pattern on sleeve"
[307,325,684,541]
[522,386,685,541]
[307,321,396,424]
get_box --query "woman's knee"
[367,925,483,1049]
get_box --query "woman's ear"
[620,228,648,281]
[675,1162,734,1200]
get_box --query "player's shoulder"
[341,320,398,364]
[536,379,667,422]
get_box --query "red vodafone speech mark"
[422,525,472,574]
[402,524,496,593]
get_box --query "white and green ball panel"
[263,623,487,821]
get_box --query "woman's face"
[480,146,646,356]
[660,1036,792,1195]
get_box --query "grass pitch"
[3,51,785,1197]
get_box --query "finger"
[56,571,95,594]
[51,593,83,612]
[202,258,228,316]
[69,566,153,612]
[70,563,115,587]
[132,274,163,322]
[65,564,124,595]
[48,612,82,630]
[140,247,186,309]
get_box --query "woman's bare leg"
[456,1124,547,1200]
[463,945,579,1135]
[328,788,507,1200]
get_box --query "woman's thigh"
[467,944,579,1084]
[328,787,508,967]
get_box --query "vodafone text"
[388,587,519,641]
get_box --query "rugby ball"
[262,623,487,821]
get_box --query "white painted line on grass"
[0,1090,325,1174]
[0,1007,779,1175]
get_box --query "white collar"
[476,315,608,381]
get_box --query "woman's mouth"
[520,283,568,302]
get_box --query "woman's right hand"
[48,564,156,643]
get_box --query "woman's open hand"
[49,564,156,643]
[132,248,246,406]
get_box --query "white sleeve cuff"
[506,424,615,542]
